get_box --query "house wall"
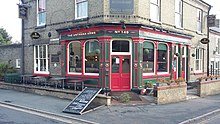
[0,44,22,73]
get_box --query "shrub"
[119,93,131,103]
[0,63,17,80]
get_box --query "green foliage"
[119,93,131,103]
[0,28,12,45]
[0,63,17,80]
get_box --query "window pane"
[38,0,45,12]
[77,0,88,18]
[150,4,159,21]
[69,42,82,73]
[122,57,130,73]
[175,13,182,27]
[157,44,168,72]
[39,46,43,58]
[112,57,119,73]
[43,45,46,58]
[143,42,154,73]
[34,45,48,73]
[112,40,129,52]
[38,12,46,25]
[35,46,38,58]
[85,41,99,73]
[36,60,39,71]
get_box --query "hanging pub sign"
[200,38,210,44]
[30,32,41,39]
[110,0,134,14]
[208,15,216,27]
[18,5,28,19]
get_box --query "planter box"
[198,80,220,97]
[155,83,187,104]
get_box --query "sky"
[0,1,21,42]
[0,0,219,43]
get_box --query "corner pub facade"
[20,0,210,92]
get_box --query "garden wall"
[198,80,220,97]
[155,83,187,104]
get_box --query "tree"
[0,27,12,45]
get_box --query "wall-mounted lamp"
[85,24,89,29]
[120,20,126,29]
[48,32,51,38]
[76,25,80,30]
[192,53,195,57]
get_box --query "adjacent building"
[209,27,220,76]
[19,0,210,91]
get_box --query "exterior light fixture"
[120,20,126,29]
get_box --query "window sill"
[196,31,203,35]
[73,17,89,23]
[35,25,46,30]
[174,26,184,30]
[33,72,50,76]
[149,19,162,25]
[193,72,205,75]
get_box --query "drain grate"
[4,100,12,103]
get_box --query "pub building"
[19,0,210,93]
[56,23,192,92]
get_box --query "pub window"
[85,40,99,74]
[143,41,155,74]
[157,43,168,72]
[112,40,129,52]
[68,42,82,73]
[75,0,88,19]
[34,44,49,74]
[37,0,46,26]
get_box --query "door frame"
[110,39,132,91]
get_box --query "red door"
[111,56,130,91]
[182,58,185,79]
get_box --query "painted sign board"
[63,88,102,115]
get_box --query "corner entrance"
[111,55,130,91]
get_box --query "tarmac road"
[0,88,220,124]
[0,106,68,124]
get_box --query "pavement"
[0,88,220,124]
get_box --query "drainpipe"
[207,5,212,76]
[21,0,25,75]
